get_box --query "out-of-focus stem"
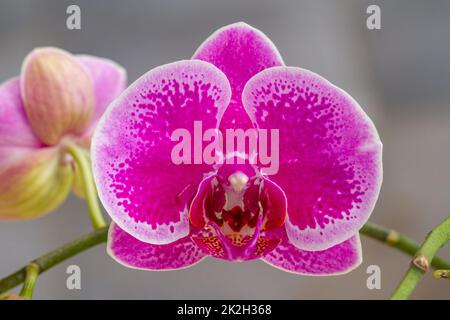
[0,226,108,295]
[19,263,39,299]
[433,270,450,280]
[65,143,106,230]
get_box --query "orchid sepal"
[21,47,95,146]
[0,147,73,220]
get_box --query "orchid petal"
[193,22,284,131]
[77,55,127,136]
[0,78,43,170]
[107,223,206,270]
[0,78,41,150]
[243,67,382,251]
[0,147,73,220]
[21,47,95,145]
[92,60,231,245]
[262,228,362,275]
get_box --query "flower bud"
[21,47,95,145]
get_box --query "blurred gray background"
[1,0,450,299]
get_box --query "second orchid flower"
[0,47,126,222]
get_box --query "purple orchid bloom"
[0,47,126,220]
[92,22,382,275]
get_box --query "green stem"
[65,143,106,230]
[0,220,448,296]
[390,216,450,300]
[0,226,108,294]
[19,263,39,299]
[360,222,450,270]
[433,270,450,280]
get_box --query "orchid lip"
[202,212,264,261]
[187,160,287,261]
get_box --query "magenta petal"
[261,228,362,275]
[193,22,283,96]
[107,223,206,270]
[193,22,284,131]
[0,78,41,149]
[0,78,42,167]
[243,67,382,251]
[92,60,231,244]
[77,55,127,135]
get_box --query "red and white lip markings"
[188,158,286,261]
[95,22,382,275]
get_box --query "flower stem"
[390,216,450,300]
[0,220,448,296]
[65,143,106,230]
[360,221,450,270]
[433,270,450,280]
[19,263,39,299]
[0,226,108,294]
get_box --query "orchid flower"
[92,23,382,275]
[0,47,126,222]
